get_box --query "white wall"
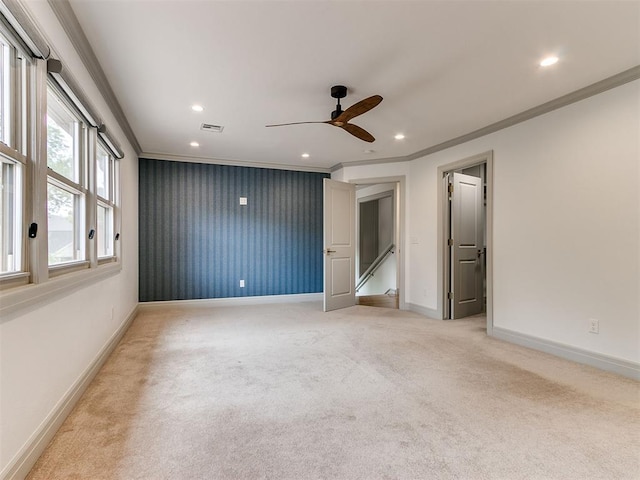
[0,2,139,477]
[338,80,639,365]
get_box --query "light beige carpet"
[27,302,639,479]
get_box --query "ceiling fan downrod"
[331,85,347,120]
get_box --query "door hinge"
[447,292,453,300]
[448,238,453,247]
[448,183,453,194]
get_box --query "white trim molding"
[406,302,440,320]
[491,327,640,381]
[1,304,139,480]
[140,152,331,174]
[138,292,323,311]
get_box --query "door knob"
[324,249,336,255]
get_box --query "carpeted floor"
[27,302,639,479]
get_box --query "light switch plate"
[239,197,247,205]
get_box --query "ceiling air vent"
[201,123,224,133]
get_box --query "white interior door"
[450,172,484,318]
[323,178,356,312]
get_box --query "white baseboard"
[2,304,139,480]
[138,292,323,310]
[491,327,640,381]
[406,302,440,319]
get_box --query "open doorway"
[350,176,405,309]
[356,184,398,308]
[439,152,493,331]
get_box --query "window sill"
[0,261,122,323]
[98,256,116,265]
[49,260,90,278]
[0,272,30,289]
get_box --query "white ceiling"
[67,0,640,171]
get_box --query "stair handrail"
[356,242,395,292]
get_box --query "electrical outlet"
[239,279,245,288]
[589,318,599,334]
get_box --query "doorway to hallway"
[439,152,493,330]
[356,182,399,309]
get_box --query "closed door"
[323,179,356,312]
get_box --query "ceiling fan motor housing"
[331,85,347,99]
[331,85,347,119]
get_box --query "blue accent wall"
[139,158,328,302]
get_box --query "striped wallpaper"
[139,158,328,302]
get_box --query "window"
[46,87,86,266]
[96,143,115,259]
[0,19,123,294]
[1,154,22,273]
[0,34,10,145]
[96,202,112,257]
[0,30,29,278]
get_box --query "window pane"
[18,53,28,155]
[1,159,21,273]
[97,204,113,257]
[48,182,78,265]
[0,39,10,146]
[96,144,109,199]
[47,90,78,182]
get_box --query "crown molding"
[47,0,142,154]
[332,65,640,172]
[330,154,407,173]
[140,152,332,174]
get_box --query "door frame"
[349,175,406,310]
[356,186,394,290]
[437,151,493,333]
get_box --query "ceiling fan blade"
[334,95,382,124]
[340,123,375,143]
[266,121,330,127]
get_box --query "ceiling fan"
[266,85,383,142]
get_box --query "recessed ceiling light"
[540,56,559,67]
[301,153,310,158]
[394,133,405,140]
[190,141,199,147]
[191,104,204,112]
